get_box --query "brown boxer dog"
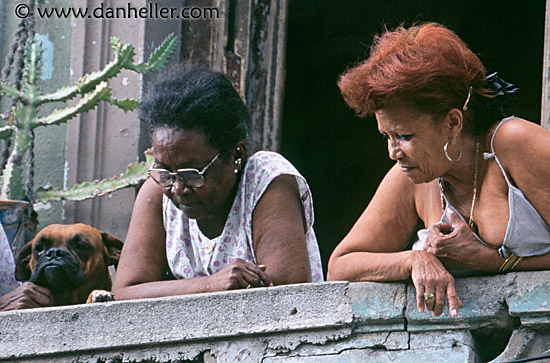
[14,223,123,306]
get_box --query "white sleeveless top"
[163,151,324,282]
[413,117,550,258]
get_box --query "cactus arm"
[0,125,14,139]
[36,84,80,105]
[129,33,176,73]
[1,104,38,200]
[37,82,111,126]
[36,43,134,105]
[37,57,122,104]
[75,44,136,93]
[35,154,153,202]
[37,58,125,105]
[36,34,176,105]
[1,144,24,200]
[1,121,35,200]
[24,42,42,85]
[0,82,22,100]
[105,97,141,112]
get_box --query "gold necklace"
[439,138,480,230]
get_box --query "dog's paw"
[86,290,115,303]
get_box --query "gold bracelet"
[498,253,524,273]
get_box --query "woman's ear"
[445,108,464,139]
[233,141,247,160]
[231,142,247,174]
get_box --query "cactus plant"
[0,34,176,204]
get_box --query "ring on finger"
[424,292,435,301]
[427,246,432,253]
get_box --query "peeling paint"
[63,160,70,190]
[36,33,54,80]
[33,202,52,211]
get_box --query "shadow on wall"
[281,0,546,276]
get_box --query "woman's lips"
[399,165,416,172]
[178,202,198,212]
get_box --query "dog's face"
[15,223,123,305]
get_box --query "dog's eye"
[34,244,45,256]
[69,237,94,260]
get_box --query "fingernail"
[451,309,458,317]
[269,283,274,287]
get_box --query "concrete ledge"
[1,271,549,362]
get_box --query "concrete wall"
[1,270,549,362]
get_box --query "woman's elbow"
[111,281,131,300]
[326,249,346,281]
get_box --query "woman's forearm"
[438,243,550,273]
[113,277,213,301]
[327,250,418,282]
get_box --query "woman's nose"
[388,140,404,160]
[171,178,192,196]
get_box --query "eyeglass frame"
[148,152,221,188]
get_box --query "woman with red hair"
[328,23,550,318]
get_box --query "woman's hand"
[410,251,462,317]
[0,282,53,311]
[424,209,482,268]
[208,259,273,291]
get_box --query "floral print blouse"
[163,151,324,282]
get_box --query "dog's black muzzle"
[29,248,87,292]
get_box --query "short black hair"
[139,65,249,152]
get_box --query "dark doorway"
[281,0,546,276]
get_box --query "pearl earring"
[234,158,242,174]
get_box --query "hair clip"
[462,86,473,111]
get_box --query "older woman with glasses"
[112,67,323,300]
[328,23,550,318]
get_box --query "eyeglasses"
[148,152,221,188]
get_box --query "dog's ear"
[14,241,34,281]
[101,232,123,267]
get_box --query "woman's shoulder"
[490,117,549,153]
[489,117,550,178]
[241,151,309,209]
[245,151,301,176]
[247,150,293,164]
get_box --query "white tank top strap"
[483,117,516,187]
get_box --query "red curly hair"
[338,23,489,121]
